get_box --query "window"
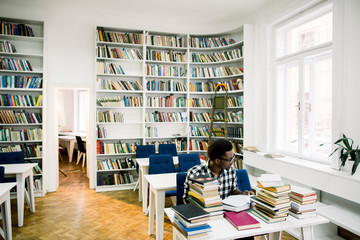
[273,4,332,162]
[74,90,88,133]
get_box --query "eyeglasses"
[218,155,235,162]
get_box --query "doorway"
[56,88,90,188]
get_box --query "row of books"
[0,21,35,37]
[97,172,135,186]
[97,126,107,138]
[32,164,42,174]
[97,157,136,170]
[96,96,143,107]
[146,34,184,48]
[96,78,143,91]
[191,48,242,63]
[146,64,185,77]
[191,66,243,78]
[0,75,42,89]
[145,111,187,123]
[189,78,243,92]
[189,139,208,151]
[97,62,125,75]
[0,94,42,107]
[190,36,236,49]
[0,110,42,124]
[0,40,17,53]
[97,27,143,44]
[146,96,186,108]
[228,96,243,108]
[175,138,187,151]
[0,144,42,158]
[228,127,243,138]
[96,140,139,155]
[190,126,242,139]
[0,57,33,71]
[146,126,158,138]
[146,49,186,62]
[146,79,187,92]
[96,110,124,123]
[189,98,213,108]
[190,125,211,137]
[97,45,143,60]
[189,111,243,123]
[0,128,42,141]
[33,178,42,191]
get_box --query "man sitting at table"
[183,139,255,239]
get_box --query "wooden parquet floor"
[5,153,298,240]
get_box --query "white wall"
[57,89,74,132]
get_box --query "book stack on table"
[250,174,291,223]
[289,186,318,219]
[188,174,224,219]
[171,203,212,239]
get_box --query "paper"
[257,174,284,187]
[222,195,250,207]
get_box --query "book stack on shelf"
[171,203,212,239]
[250,174,291,223]
[289,186,318,219]
[188,173,223,219]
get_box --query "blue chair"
[178,153,201,172]
[0,166,5,183]
[0,152,25,182]
[175,172,187,205]
[236,169,252,192]
[133,145,156,191]
[158,143,177,156]
[148,154,177,199]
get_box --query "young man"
[183,139,254,203]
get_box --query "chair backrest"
[178,153,201,172]
[0,151,25,164]
[136,145,155,158]
[76,136,86,153]
[236,169,252,192]
[148,154,175,174]
[0,166,4,183]
[158,143,177,156]
[176,172,187,205]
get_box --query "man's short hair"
[207,139,233,161]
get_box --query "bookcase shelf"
[0,17,44,196]
[95,25,251,192]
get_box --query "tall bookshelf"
[95,26,250,192]
[0,17,44,196]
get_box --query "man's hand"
[242,190,254,195]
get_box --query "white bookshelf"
[95,26,251,191]
[0,17,44,196]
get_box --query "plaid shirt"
[183,161,238,202]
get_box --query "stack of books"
[171,203,212,239]
[188,174,223,219]
[222,195,250,212]
[250,174,291,223]
[289,186,318,219]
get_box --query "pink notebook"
[224,211,261,231]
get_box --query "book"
[289,186,317,202]
[173,218,211,239]
[257,182,291,193]
[250,196,291,211]
[289,210,317,219]
[189,173,218,186]
[222,195,250,212]
[174,213,209,228]
[223,211,260,231]
[257,174,283,187]
[171,203,210,223]
[291,201,317,212]
[251,208,287,223]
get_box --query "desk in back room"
[58,135,86,162]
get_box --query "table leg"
[148,185,155,236]
[28,174,35,212]
[301,226,314,240]
[138,167,143,202]
[16,174,25,227]
[4,195,12,240]
[155,190,165,240]
[268,231,282,240]
[69,140,75,162]
[142,167,149,214]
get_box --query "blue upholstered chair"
[0,166,5,183]
[0,152,25,182]
[175,172,187,205]
[178,153,201,172]
[133,145,156,191]
[158,143,177,156]
[236,169,252,192]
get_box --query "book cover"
[189,173,217,186]
[250,208,287,223]
[223,211,260,231]
[171,203,210,222]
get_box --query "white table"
[59,136,86,163]
[0,163,37,227]
[145,173,177,240]
[0,182,17,240]
[58,131,86,137]
[136,156,178,214]
[165,208,329,240]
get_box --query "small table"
[165,207,329,240]
[0,182,17,240]
[0,163,37,227]
[145,172,177,240]
[59,136,86,163]
[136,156,178,213]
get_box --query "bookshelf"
[0,17,44,196]
[95,26,251,191]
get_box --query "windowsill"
[243,151,360,204]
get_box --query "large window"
[273,3,332,162]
